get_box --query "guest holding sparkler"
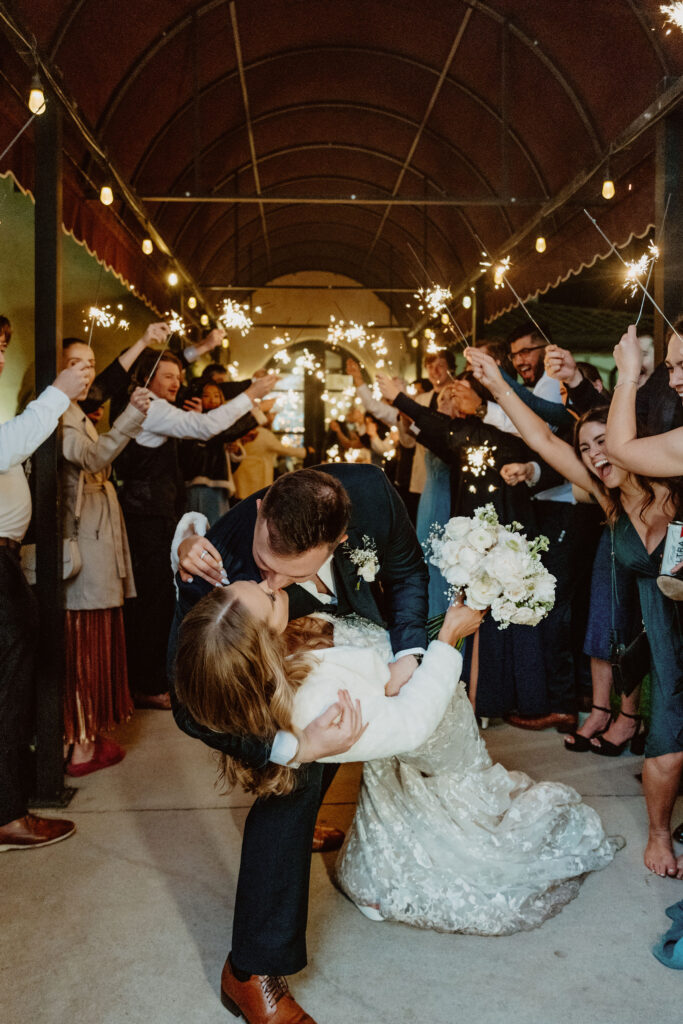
[115,349,278,709]
[468,341,683,879]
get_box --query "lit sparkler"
[218,298,254,336]
[327,317,369,349]
[480,255,512,289]
[623,241,660,298]
[414,285,453,316]
[86,306,115,329]
[661,3,683,32]
[463,442,497,478]
[165,311,186,336]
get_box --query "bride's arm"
[314,602,484,762]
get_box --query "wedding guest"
[0,323,89,848]
[468,343,683,879]
[115,350,277,708]
[233,414,306,500]
[179,380,239,525]
[59,340,152,776]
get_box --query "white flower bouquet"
[427,504,556,629]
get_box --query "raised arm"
[62,390,149,473]
[466,349,597,495]
[499,367,574,428]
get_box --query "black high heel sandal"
[564,704,612,753]
[590,709,643,757]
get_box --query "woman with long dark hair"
[467,343,683,879]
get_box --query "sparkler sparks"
[661,2,683,32]
[83,305,131,332]
[327,317,370,349]
[217,298,254,336]
[165,311,186,336]
[463,442,498,478]
[623,241,660,298]
[480,255,512,289]
[414,285,453,316]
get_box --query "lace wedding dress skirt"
[325,615,622,935]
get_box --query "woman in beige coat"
[60,340,151,776]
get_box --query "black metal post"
[654,96,683,362]
[32,97,70,805]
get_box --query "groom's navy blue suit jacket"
[168,463,428,768]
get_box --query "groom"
[169,464,428,1023]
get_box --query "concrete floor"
[1,711,681,1024]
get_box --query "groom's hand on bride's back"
[295,689,367,763]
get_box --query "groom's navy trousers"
[168,464,428,974]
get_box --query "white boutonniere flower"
[345,535,379,588]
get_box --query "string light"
[602,178,615,200]
[200,313,209,326]
[167,270,179,286]
[535,236,547,253]
[28,72,46,115]
[187,296,197,309]
[141,238,153,255]
[462,295,472,309]
[100,185,114,206]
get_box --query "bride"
[175,581,621,935]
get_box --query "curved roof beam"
[170,145,473,273]
[196,211,458,288]
[470,1,602,154]
[130,66,549,201]
[622,0,671,75]
[47,0,88,61]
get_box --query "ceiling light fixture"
[99,184,114,206]
[28,71,46,115]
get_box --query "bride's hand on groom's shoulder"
[295,689,367,763]
[178,535,227,585]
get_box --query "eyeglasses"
[511,345,547,360]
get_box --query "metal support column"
[654,96,683,362]
[32,97,70,805]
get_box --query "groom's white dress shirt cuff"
[270,730,300,766]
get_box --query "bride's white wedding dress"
[292,615,622,935]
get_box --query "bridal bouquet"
[427,504,556,629]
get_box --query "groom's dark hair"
[259,469,351,555]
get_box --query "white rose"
[444,517,472,541]
[503,579,528,603]
[444,563,469,587]
[509,605,537,625]
[483,549,519,585]
[467,526,496,552]
[467,574,502,609]
[359,564,376,582]
[492,598,517,622]
[531,574,556,605]
[457,545,480,572]
[440,539,464,564]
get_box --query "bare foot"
[645,830,678,877]
[565,706,610,746]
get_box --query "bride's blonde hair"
[175,587,333,798]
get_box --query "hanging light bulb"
[167,270,179,287]
[200,313,209,326]
[410,337,419,349]
[141,238,153,255]
[187,296,197,310]
[602,178,615,200]
[535,235,547,253]
[28,71,46,115]
[99,184,114,206]
[462,294,472,309]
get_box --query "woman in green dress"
[467,341,683,881]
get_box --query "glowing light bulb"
[187,296,197,310]
[602,179,615,200]
[462,295,472,309]
[100,185,114,206]
[28,72,46,115]
[410,337,419,349]
[535,235,547,253]
[167,271,179,287]
[200,313,209,326]
[141,238,153,255]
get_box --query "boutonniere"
[344,535,379,588]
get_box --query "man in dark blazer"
[169,464,428,1024]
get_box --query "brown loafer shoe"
[311,824,344,853]
[0,813,76,852]
[220,957,317,1023]
[505,711,578,733]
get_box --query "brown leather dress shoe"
[311,824,344,853]
[505,711,578,733]
[220,957,317,1023]
[0,813,76,852]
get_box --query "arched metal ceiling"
[0,0,681,325]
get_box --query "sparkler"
[407,243,470,350]
[327,317,369,349]
[414,285,453,316]
[0,113,37,165]
[623,241,659,298]
[583,209,683,342]
[217,298,254,336]
[477,237,553,346]
[463,442,497,478]
[143,312,186,388]
[480,255,512,290]
[661,2,683,31]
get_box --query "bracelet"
[614,379,639,388]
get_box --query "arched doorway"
[267,340,369,463]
